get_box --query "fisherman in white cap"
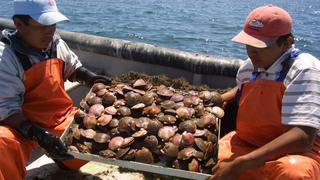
[0,1,111,179]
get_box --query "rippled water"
[0,0,319,60]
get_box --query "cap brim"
[31,11,69,26]
[232,30,277,48]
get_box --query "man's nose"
[246,45,259,54]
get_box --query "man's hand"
[208,159,242,180]
[20,122,73,160]
[72,66,112,87]
[87,74,112,87]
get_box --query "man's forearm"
[221,86,238,102]
[235,126,317,172]
[1,112,73,160]
[0,112,29,130]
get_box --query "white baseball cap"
[14,0,69,25]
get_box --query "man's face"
[246,41,286,69]
[14,18,56,51]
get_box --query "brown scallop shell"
[135,147,154,164]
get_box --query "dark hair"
[276,33,295,46]
[12,15,32,25]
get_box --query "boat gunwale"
[0,17,242,77]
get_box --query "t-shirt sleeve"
[56,39,82,81]
[282,57,320,130]
[236,59,253,88]
[0,44,25,121]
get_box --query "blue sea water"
[0,0,319,60]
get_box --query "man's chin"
[39,42,52,49]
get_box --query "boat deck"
[26,149,157,180]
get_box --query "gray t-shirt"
[0,29,82,120]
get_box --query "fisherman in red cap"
[210,4,320,180]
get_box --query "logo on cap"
[249,19,264,29]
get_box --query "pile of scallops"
[64,78,224,174]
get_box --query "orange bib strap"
[236,80,289,147]
[22,59,74,128]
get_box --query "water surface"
[0,0,319,60]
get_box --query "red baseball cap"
[232,4,292,48]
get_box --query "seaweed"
[112,71,227,93]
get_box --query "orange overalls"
[218,53,320,179]
[0,58,86,180]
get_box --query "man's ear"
[282,36,294,51]
[287,36,294,45]
[13,18,25,31]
